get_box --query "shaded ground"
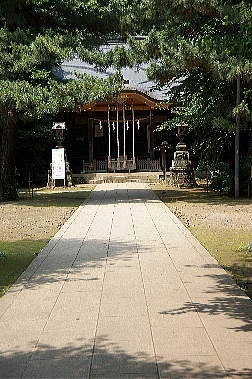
[151,184,252,298]
[0,185,93,296]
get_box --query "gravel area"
[151,185,252,232]
[0,187,93,241]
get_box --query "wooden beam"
[80,104,172,112]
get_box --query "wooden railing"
[137,159,161,171]
[83,160,107,173]
[108,157,136,172]
[83,158,161,173]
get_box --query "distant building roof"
[53,40,173,101]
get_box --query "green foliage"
[239,156,252,194]
[83,1,252,132]
[120,0,252,195]
[0,1,127,120]
[0,74,123,119]
[0,0,127,200]
[141,0,252,77]
[155,71,235,165]
[209,161,234,193]
[73,176,88,185]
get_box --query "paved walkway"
[1,183,252,379]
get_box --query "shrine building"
[54,43,175,176]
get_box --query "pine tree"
[127,0,252,195]
[0,0,125,200]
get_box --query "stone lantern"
[170,123,196,187]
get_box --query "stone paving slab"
[0,183,252,378]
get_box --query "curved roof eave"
[79,89,174,112]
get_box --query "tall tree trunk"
[234,76,241,198]
[0,109,18,201]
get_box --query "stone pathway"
[0,183,252,379]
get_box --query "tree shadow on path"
[160,263,252,333]
[1,335,251,378]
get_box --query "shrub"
[209,162,234,194]
[73,176,88,185]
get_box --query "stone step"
[89,177,161,184]
[73,171,164,184]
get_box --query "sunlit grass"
[190,227,252,298]
[0,239,47,296]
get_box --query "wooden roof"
[79,90,174,112]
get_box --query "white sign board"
[52,148,65,180]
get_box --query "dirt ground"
[151,185,252,231]
[0,187,93,241]
[1,184,251,242]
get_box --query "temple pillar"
[147,124,151,155]
[149,110,154,159]
[88,118,93,162]
[132,105,136,168]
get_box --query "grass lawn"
[0,239,47,297]
[0,185,93,297]
[190,227,252,298]
[151,184,252,299]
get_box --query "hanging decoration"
[137,120,140,130]
[126,120,129,130]
[99,120,102,129]
[112,122,115,131]
[95,123,103,137]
